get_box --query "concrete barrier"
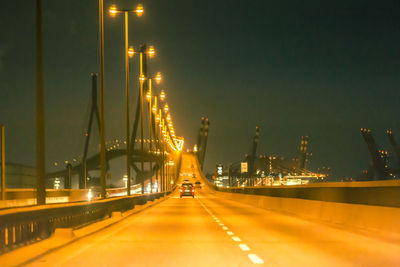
[187,153,400,238]
[213,190,400,237]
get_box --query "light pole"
[153,97,159,191]
[138,45,155,194]
[35,0,46,205]
[98,0,107,199]
[109,4,144,196]
[159,91,166,191]
[145,72,162,193]
[1,125,5,200]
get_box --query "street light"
[137,45,158,194]
[147,45,156,58]
[109,4,144,17]
[160,90,166,101]
[145,73,162,193]
[109,4,144,196]
[155,72,162,83]
[128,46,135,58]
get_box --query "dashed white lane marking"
[196,197,264,265]
[248,254,264,264]
[239,244,250,251]
[232,236,242,242]
[219,223,224,226]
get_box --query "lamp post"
[98,0,106,199]
[153,97,159,191]
[1,125,5,200]
[145,72,162,193]
[158,91,166,192]
[138,45,155,194]
[109,4,143,196]
[35,0,46,205]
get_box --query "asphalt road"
[29,154,400,266]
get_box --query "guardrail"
[0,191,169,254]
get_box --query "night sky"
[1,0,400,178]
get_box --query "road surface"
[29,154,400,266]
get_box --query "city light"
[160,90,166,101]
[155,72,162,83]
[164,104,169,113]
[87,189,93,201]
[135,4,144,17]
[109,5,118,17]
[128,46,135,58]
[147,45,155,58]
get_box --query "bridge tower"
[80,73,101,189]
[196,117,210,170]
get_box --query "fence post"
[1,125,5,200]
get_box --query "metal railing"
[0,191,168,254]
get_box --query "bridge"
[1,153,400,266]
[1,1,400,266]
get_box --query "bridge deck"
[9,154,398,266]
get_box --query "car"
[180,183,194,198]
[195,181,201,188]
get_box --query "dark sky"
[1,0,400,177]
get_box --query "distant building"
[5,163,36,188]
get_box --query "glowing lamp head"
[109,5,118,17]
[139,74,146,82]
[135,4,144,17]
[145,90,151,101]
[147,46,155,58]
[128,46,135,58]
[160,90,166,101]
[167,114,171,121]
[155,72,162,84]
[152,105,157,113]
[156,115,160,122]
[164,104,169,113]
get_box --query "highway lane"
[29,153,400,266]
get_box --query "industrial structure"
[359,128,400,180]
[213,127,326,187]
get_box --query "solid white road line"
[239,244,250,251]
[248,254,264,264]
